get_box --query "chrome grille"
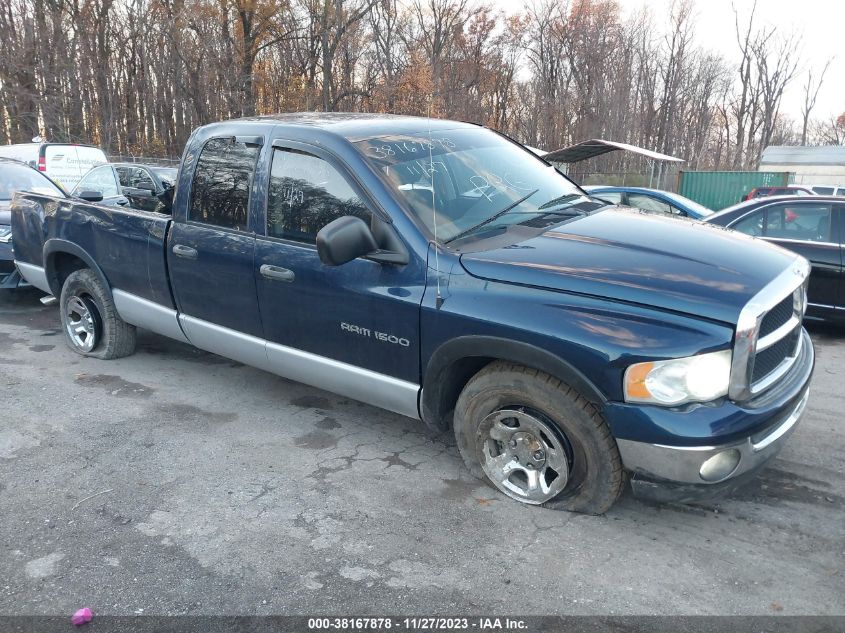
[759,295,793,338]
[751,327,800,383]
[749,284,805,392]
[728,257,810,402]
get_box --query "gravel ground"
[1,287,843,616]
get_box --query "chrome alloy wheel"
[64,295,99,352]
[477,408,571,504]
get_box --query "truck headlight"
[623,350,732,406]
[0,225,11,243]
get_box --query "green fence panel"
[678,171,791,211]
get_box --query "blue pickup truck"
[11,114,814,513]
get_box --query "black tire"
[59,269,136,359]
[453,361,626,514]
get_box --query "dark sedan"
[72,162,177,212]
[706,195,845,321]
[0,158,66,288]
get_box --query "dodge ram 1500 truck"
[11,114,814,513]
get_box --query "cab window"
[266,149,371,244]
[189,138,260,230]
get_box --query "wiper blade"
[537,193,580,210]
[445,188,538,244]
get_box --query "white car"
[808,184,845,196]
[0,142,107,192]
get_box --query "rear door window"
[813,186,834,195]
[189,138,260,231]
[764,203,832,242]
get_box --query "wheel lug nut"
[509,439,517,448]
[533,450,544,460]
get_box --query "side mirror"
[77,190,104,202]
[316,216,378,266]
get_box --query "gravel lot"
[1,287,843,616]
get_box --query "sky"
[491,0,842,122]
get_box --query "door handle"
[172,244,198,259]
[260,264,295,283]
[116,198,129,206]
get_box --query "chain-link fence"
[108,155,180,167]
[555,167,681,192]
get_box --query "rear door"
[762,201,840,314]
[168,137,264,341]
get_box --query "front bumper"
[615,329,813,501]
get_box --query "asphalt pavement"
[1,287,843,616]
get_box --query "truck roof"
[202,112,480,141]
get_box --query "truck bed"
[11,193,175,309]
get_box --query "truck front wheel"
[60,269,136,359]
[453,361,625,514]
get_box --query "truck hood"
[458,208,797,325]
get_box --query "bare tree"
[800,57,832,145]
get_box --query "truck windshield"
[352,127,591,243]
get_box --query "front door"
[762,201,841,315]
[253,145,424,416]
[168,137,264,350]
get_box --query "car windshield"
[152,167,177,187]
[352,127,595,243]
[660,191,713,217]
[0,162,65,200]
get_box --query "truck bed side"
[11,193,175,309]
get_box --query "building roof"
[761,145,845,166]
[542,139,684,164]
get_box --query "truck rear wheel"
[60,269,136,359]
[453,361,625,514]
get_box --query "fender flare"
[43,239,111,298]
[421,335,608,433]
